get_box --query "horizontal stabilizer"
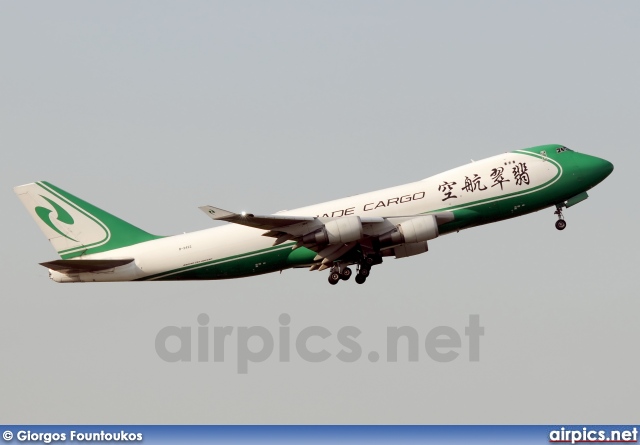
[40,259,134,274]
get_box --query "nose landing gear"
[554,204,567,231]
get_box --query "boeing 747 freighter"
[15,144,613,285]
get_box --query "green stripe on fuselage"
[137,244,317,281]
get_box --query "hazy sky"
[1,1,639,424]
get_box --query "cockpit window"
[556,146,573,153]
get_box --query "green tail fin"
[14,181,163,259]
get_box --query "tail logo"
[35,195,78,242]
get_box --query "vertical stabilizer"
[14,181,162,259]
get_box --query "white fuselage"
[51,150,559,282]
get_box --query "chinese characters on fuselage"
[438,162,530,202]
[314,160,535,217]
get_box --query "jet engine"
[302,216,363,245]
[379,215,439,246]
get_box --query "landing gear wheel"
[554,204,567,231]
[328,272,340,285]
[555,219,567,231]
[355,274,367,284]
[359,268,370,277]
[340,267,352,281]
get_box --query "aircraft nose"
[593,157,614,181]
[580,155,614,185]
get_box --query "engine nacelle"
[302,216,363,245]
[394,241,429,258]
[379,215,439,246]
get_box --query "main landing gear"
[327,254,381,285]
[354,267,369,284]
[328,264,352,285]
[554,204,567,231]
[354,255,376,284]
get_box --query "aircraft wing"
[199,205,424,239]
[199,206,317,230]
[199,205,456,270]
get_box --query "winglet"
[199,205,238,220]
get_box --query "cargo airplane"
[15,144,613,285]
